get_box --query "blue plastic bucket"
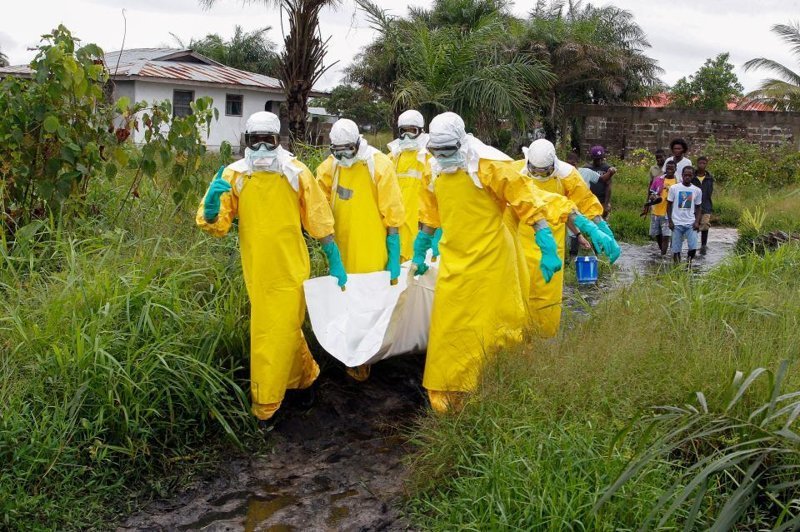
[575,256,598,284]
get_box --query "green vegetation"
[670,53,744,110]
[407,242,800,529]
[0,163,257,529]
[349,0,661,144]
[173,25,281,77]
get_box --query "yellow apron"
[393,150,426,262]
[237,170,319,417]
[422,169,526,395]
[514,175,567,338]
[330,162,389,274]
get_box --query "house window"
[173,90,194,117]
[226,94,243,116]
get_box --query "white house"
[0,48,327,150]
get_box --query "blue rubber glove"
[431,228,443,261]
[574,213,621,264]
[534,226,562,283]
[386,232,401,283]
[203,166,232,222]
[412,231,434,276]
[595,218,615,239]
[321,240,348,288]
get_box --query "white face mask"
[246,146,280,171]
[436,152,466,174]
[398,137,419,152]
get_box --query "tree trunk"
[279,0,333,151]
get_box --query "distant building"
[636,92,775,112]
[0,48,327,150]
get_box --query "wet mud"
[119,229,738,531]
[119,356,426,532]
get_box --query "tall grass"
[0,162,255,528]
[407,243,800,529]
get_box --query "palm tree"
[524,0,662,142]
[199,0,340,146]
[743,22,800,111]
[350,0,553,145]
[0,48,8,67]
[174,26,280,77]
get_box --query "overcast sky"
[1,0,799,92]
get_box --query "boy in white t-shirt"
[667,165,703,264]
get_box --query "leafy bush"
[0,25,217,234]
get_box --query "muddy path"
[119,356,426,532]
[119,229,738,532]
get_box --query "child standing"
[692,156,714,255]
[643,160,677,255]
[667,166,703,264]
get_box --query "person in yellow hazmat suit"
[409,112,576,413]
[316,118,405,382]
[196,111,348,426]
[510,139,622,337]
[386,110,441,262]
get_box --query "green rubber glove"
[321,240,348,287]
[203,166,232,222]
[595,219,615,239]
[412,231,434,276]
[534,226,562,283]
[386,233,401,282]
[431,228,443,261]
[574,214,621,264]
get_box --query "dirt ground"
[119,356,426,532]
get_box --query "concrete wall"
[127,81,285,150]
[570,104,800,158]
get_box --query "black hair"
[682,165,695,175]
[697,155,708,162]
[665,159,677,166]
[670,138,689,152]
[655,148,666,155]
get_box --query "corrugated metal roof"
[127,60,282,90]
[0,48,284,92]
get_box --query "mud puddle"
[119,356,426,532]
[119,229,738,531]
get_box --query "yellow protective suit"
[419,159,574,412]
[508,159,604,338]
[316,151,404,382]
[196,158,334,420]
[316,153,405,273]
[389,149,431,261]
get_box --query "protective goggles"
[527,161,554,177]
[330,140,359,160]
[245,132,280,151]
[428,142,461,159]
[398,126,422,140]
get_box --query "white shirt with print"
[667,183,702,226]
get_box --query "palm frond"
[743,57,800,86]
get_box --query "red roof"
[635,92,774,111]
